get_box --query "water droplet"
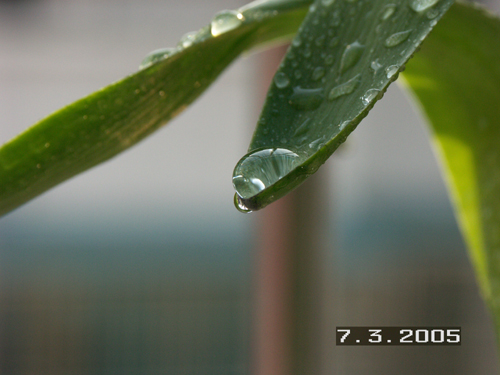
[385,30,411,47]
[178,31,198,48]
[426,8,439,19]
[339,120,350,131]
[312,67,325,81]
[362,89,380,105]
[233,148,303,199]
[370,59,382,72]
[324,54,335,65]
[211,10,244,37]
[330,10,341,26]
[293,118,311,137]
[289,87,324,110]
[303,48,312,58]
[321,0,335,6]
[329,37,340,49]
[294,70,303,79]
[409,0,439,12]
[309,137,326,151]
[234,194,252,213]
[274,72,290,89]
[385,65,399,79]
[315,35,326,47]
[139,48,175,69]
[328,74,361,100]
[292,37,302,47]
[380,4,397,20]
[309,4,317,12]
[340,41,365,74]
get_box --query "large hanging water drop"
[211,10,244,37]
[409,0,439,12]
[340,41,365,74]
[139,48,175,70]
[232,148,303,201]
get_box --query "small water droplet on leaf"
[409,0,439,13]
[385,30,412,47]
[289,87,324,110]
[340,41,365,74]
[328,74,361,100]
[211,10,244,36]
[274,72,290,89]
[362,88,380,105]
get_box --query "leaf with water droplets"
[234,0,454,212]
[0,0,313,216]
[401,2,500,341]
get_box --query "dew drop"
[324,54,335,65]
[409,0,439,12]
[426,8,439,19]
[340,41,365,74]
[321,0,335,6]
[274,72,290,89]
[312,67,325,81]
[294,70,303,79]
[211,10,244,37]
[330,10,341,26]
[139,48,175,69]
[178,31,198,48]
[234,194,252,213]
[362,89,380,105]
[385,65,399,79]
[328,74,361,101]
[289,87,324,110]
[370,59,382,72]
[292,37,302,47]
[385,30,411,47]
[339,120,350,131]
[309,137,325,150]
[293,118,311,137]
[232,148,304,200]
[315,35,326,47]
[329,36,340,48]
[380,4,397,20]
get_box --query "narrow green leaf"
[0,0,311,217]
[401,2,500,338]
[233,0,455,212]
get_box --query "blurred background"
[0,0,499,374]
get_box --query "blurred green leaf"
[233,0,455,212]
[402,2,500,337]
[0,0,311,217]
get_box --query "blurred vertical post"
[251,46,334,375]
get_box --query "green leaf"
[233,0,455,212]
[0,0,311,217]
[401,2,500,337]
